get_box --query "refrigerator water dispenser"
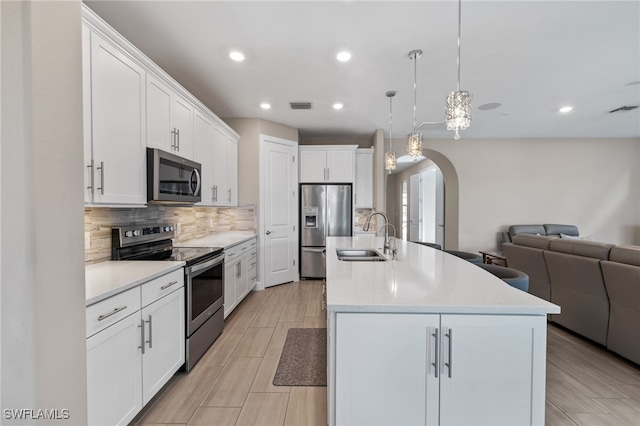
[304,206,319,228]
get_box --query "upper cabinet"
[82,6,238,207]
[354,148,374,208]
[83,26,146,206]
[299,145,357,183]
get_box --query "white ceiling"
[84,0,640,140]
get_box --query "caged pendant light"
[384,91,397,173]
[445,0,472,140]
[407,50,423,157]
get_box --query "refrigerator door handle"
[302,247,326,253]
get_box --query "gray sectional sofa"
[503,229,639,365]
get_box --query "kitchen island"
[326,236,560,426]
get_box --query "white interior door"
[435,169,445,248]
[409,174,420,241]
[420,168,437,244]
[260,136,298,287]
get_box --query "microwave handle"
[189,169,201,197]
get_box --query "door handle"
[96,161,104,195]
[265,230,272,235]
[146,315,153,349]
[432,327,439,378]
[445,328,453,378]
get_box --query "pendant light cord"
[413,54,418,132]
[389,95,393,150]
[457,0,462,92]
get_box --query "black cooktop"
[168,246,223,265]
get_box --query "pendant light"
[445,0,472,140]
[384,91,397,173]
[407,50,423,157]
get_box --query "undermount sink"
[336,249,387,262]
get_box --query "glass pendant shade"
[385,151,397,173]
[406,131,423,157]
[445,90,472,140]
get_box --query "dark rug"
[273,328,327,386]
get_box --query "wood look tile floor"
[133,280,640,426]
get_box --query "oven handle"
[185,253,225,275]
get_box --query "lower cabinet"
[332,312,547,426]
[223,238,258,318]
[86,270,185,426]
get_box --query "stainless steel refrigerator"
[300,184,352,278]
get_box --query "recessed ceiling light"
[260,103,271,110]
[336,51,351,62]
[559,106,573,113]
[333,103,344,110]
[229,50,246,61]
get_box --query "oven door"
[185,253,224,336]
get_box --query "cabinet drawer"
[225,237,256,262]
[86,287,141,338]
[141,269,184,308]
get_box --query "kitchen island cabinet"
[326,236,559,426]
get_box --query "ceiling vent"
[417,121,447,131]
[290,102,312,110]
[608,105,638,113]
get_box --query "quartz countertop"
[175,231,256,249]
[85,261,185,306]
[326,236,560,315]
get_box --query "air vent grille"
[290,102,312,110]
[609,105,638,113]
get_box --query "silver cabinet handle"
[146,315,153,349]
[160,280,178,290]
[213,185,218,202]
[227,188,231,202]
[446,328,453,378]
[171,128,176,150]
[211,187,215,201]
[432,328,439,378]
[97,305,127,321]
[138,318,145,355]
[176,128,180,151]
[96,161,104,195]
[236,261,241,278]
[87,160,94,193]
[327,168,330,181]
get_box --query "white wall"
[1,1,87,424]
[426,137,640,252]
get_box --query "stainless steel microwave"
[147,148,202,204]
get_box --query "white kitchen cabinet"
[146,75,194,160]
[193,110,215,205]
[299,145,357,183]
[354,148,374,208]
[334,312,547,426]
[86,269,185,426]
[83,26,146,206]
[223,238,258,318]
[87,312,143,426]
[211,126,238,206]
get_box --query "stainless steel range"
[112,224,224,371]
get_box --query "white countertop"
[326,237,560,315]
[176,232,256,249]
[85,261,185,306]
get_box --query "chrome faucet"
[363,211,392,254]
[379,223,398,259]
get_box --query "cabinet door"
[226,135,238,206]
[89,31,146,205]
[141,289,185,405]
[87,313,143,426]
[193,111,214,206]
[335,313,439,426]
[224,260,238,318]
[299,150,327,182]
[172,95,194,159]
[326,150,354,183]
[82,24,93,203]
[146,75,173,153]
[236,255,249,302]
[439,315,546,426]
[211,126,229,206]
[355,151,373,208]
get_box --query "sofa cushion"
[503,241,551,301]
[544,224,579,237]
[609,245,640,267]
[508,225,546,239]
[549,239,614,260]
[512,234,556,250]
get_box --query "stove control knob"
[164,226,171,232]
[133,230,141,236]
[125,231,133,237]
[169,226,174,231]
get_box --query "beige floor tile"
[250,347,290,393]
[232,327,274,358]
[566,412,636,426]
[547,353,630,398]
[224,309,258,334]
[545,375,609,414]
[201,357,262,407]
[235,393,289,426]
[593,398,640,425]
[186,407,241,425]
[612,384,640,403]
[268,321,303,349]
[200,331,243,367]
[279,303,307,322]
[141,366,222,424]
[238,290,270,313]
[284,386,327,426]
[250,301,286,327]
[303,315,326,328]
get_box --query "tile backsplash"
[85,204,256,264]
